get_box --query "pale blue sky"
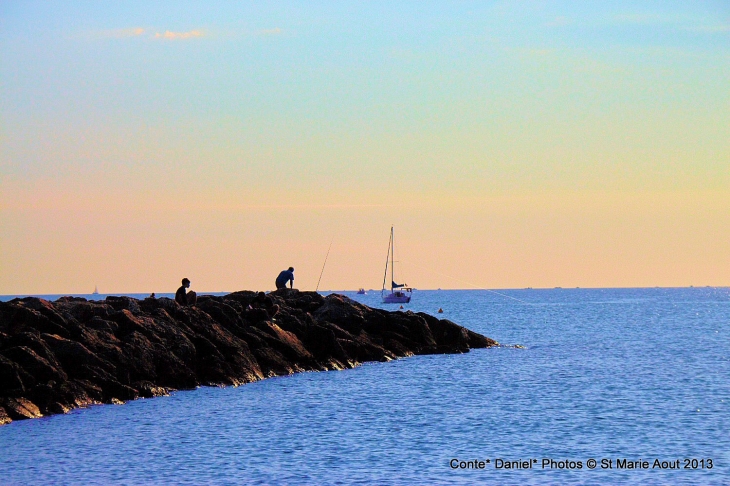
[1,2,729,293]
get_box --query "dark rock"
[65,380,100,406]
[27,383,60,413]
[105,296,141,313]
[243,307,269,324]
[65,301,95,322]
[0,305,69,338]
[98,379,139,403]
[2,397,42,420]
[0,346,67,383]
[0,406,11,425]
[40,334,112,376]
[85,317,119,334]
[0,291,496,425]
[222,291,258,308]
[55,297,88,303]
[46,401,72,415]
[416,313,498,352]
[314,294,368,335]
[303,323,351,366]
[133,381,170,398]
[197,300,245,329]
[4,332,65,370]
[0,354,30,394]
[256,322,312,360]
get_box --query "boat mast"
[390,226,395,292]
[382,226,393,294]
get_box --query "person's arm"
[289,275,294,288]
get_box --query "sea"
[0,288,728,485]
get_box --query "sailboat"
[381,226,412,304]
[92,285,99,295]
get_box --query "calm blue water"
[1,288,728,485]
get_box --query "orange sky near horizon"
[3,184,728,294]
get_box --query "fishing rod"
[315,236,334,292]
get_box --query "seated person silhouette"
[175,278,197,306]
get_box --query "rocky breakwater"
[0,290,496,425]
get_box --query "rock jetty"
[0,290,496,425]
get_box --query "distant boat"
[381,226,411,304]
[92,285,99,295]
[357,288,366,295]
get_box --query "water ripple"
[1,288,728,484]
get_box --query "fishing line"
[401,262,531,305]
[315,236,334,292]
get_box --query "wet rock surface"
[0,290,497,425]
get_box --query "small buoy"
[437,308,443,313]
[399,305,404,309]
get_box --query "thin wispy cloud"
[118,27,145,37]
[154,30,204,40]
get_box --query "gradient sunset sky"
[1,1,729,294]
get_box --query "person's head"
[182,278,190,288]
[288,267,294,272]
[258,291,265,298]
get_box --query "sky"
[1,1,729,294]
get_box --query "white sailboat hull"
[382,292,411,304]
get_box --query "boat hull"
[382,292,411,304]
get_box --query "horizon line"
[1,285,727,300]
